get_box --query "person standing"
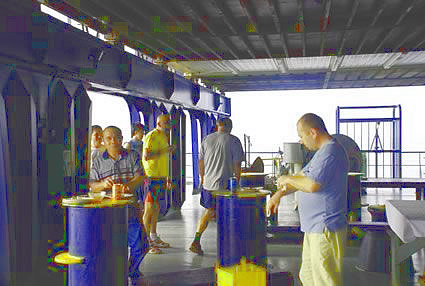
[89,126,148,283]
[267,113,349,286]
[189,117,244,255]
[142,114,175,254]
[124,123,145,158]
[90,125,105,161]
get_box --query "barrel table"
[55,197,133,286]
[213,188,269,286]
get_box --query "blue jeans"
[128,215,149,277]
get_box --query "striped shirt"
[90,149,143,184]
[90,149,144,217]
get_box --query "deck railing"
[185,151,425,183]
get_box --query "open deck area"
[134,185,422,285]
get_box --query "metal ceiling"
[41,0,425,91]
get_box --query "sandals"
[148,246,162,254]
[189,240,204,255]
[152,237,170,248]
[148,239,163,254]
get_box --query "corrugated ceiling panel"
[397,51,425,65]
[286,56,332,70]
[340,54,393,68]
[176,61,224,74]
[228,59,278,72]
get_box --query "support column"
[2,69,39,285]
[0,67,12,286]
[190,112,200,190]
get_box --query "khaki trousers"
[299,227,347,286]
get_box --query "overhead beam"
[413,37,425,51]
[121,0,204,60]
[322,71,332,88]
[139,15,423,40]
[319,0,332,56]
[61,0,170,59]
[355,2,385,54]
[116,0,201,60]
[373,0,418,53]
[297,0,306,56]
[337,0,360,56]
[393,26,425,53]
[239,0,273,57]
[179,0,240,60]
[210,0,256,58]
[267,0,289,57]
[144,0,225,61]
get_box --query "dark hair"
[91,125,102,133]
[131,123,145,136]
[298,113,328,133]
[216,117,232,132]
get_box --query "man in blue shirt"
[267,113,349,286]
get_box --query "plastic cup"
[112,184,123,200]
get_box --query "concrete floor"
[136,186,422,285]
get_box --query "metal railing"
[185,151,425,182]
[363,150,425,178]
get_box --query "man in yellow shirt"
[142,114,175,254]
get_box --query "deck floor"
[135,186,422,285]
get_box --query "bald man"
[142,114,175,254]
[90,126,148,282]
[267,113,349,286]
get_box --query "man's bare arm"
[144,146,175,161]
[199,159,205,185]
[89,177,114,192]
[233,161,242,183]
[278,174,321,194]
[125,173,145,193]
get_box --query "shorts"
[144,179,165,203]
[200,188,216,209]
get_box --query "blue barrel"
[216,191,267,267]
[68,206,128,286]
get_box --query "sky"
[88,86,425,177]
[227,86,425,153]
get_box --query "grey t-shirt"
[199,132,244,191]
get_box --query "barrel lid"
[348,172,364,176]
[54,252,84,265]
[241,172,268,176]
[62,196,134,208]
[212,188,270,198]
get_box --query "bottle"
[228,176,238,193]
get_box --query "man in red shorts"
[142,114,175,254]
